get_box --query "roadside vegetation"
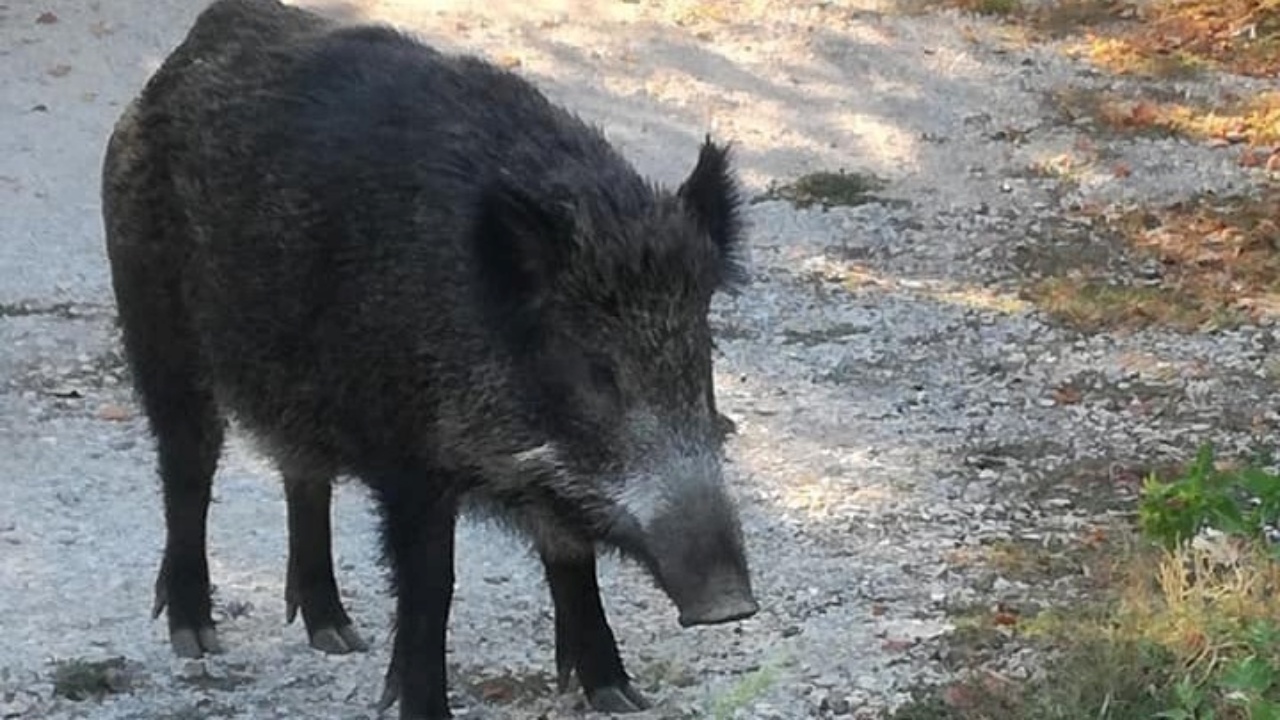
[893,444,1280,719]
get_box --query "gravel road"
[3,1,1278,718]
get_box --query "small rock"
[821,693,853,715]
[178,660,208,680]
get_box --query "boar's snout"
[607,445,758,628]
[675,569,758,627]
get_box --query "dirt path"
[2,1,1277,718]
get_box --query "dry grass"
[1054,87,1280,147]
[1027,278,1246,332]
[1119,541,1280,670]
[1076,0,1280,79]
[1021,189,1280,332]
[947,0,1023,15]
[931,0,1280,78]
[895,540,1280,719]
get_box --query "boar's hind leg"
[114,275,224,656]
[375,482,459,720]
[283,473,368,654]
[543,553,651,713]
[105,149,225,658]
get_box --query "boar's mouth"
[599,509,759,627]
[673,571,759,627]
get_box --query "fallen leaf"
[494,54,521,69]
[1053,386,1084,404]
[1267,151,1280,173]
[47,64,71,77]
[36,10,58,24]
[870,603,888,617]
[993,610,1019,626]
[1112,161,1132,178]
[1129,101,1159,126]
[942,682,980,710]
[1240,148,1266,167]
[473,678,516,703]
[880,638,915,652]
[98,404,132,422]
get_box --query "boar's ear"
[473,179,574,320]
[678,136,747,291]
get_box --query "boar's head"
[474,137,757,627]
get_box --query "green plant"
[1139,443,1280,550]
[707,656,786,720]
[51,657,134,701]
[1154,675,1208,720]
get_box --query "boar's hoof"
[714,412,738,439]
[375,676,399,713]
[310,625,369,654]
[170,627,223,658]
[586,684,651,713]
[376,678,461,720]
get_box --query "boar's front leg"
[283,472,368,654]
[375,481,459,720]
[542,553,651,713]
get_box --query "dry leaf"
[48,64,71,78]
[473,678,515,703]
[494,54,521,69]
[993,610,1019,626]
[880,638,915,653]
[1053,386,1084,404]
[1129,101,1159,126]
[36,11,59,24]
[942,682,979,710]
[1240,148,1265,167]
[1082,527,1108,547]
[1112,162,1132,178]
[1267,151,1280,173]
[98,404,132,422]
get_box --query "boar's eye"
[587,357,622,405]
[586,353,624,412]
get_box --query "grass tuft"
[759,170,890,210]
[51,657,135,701]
